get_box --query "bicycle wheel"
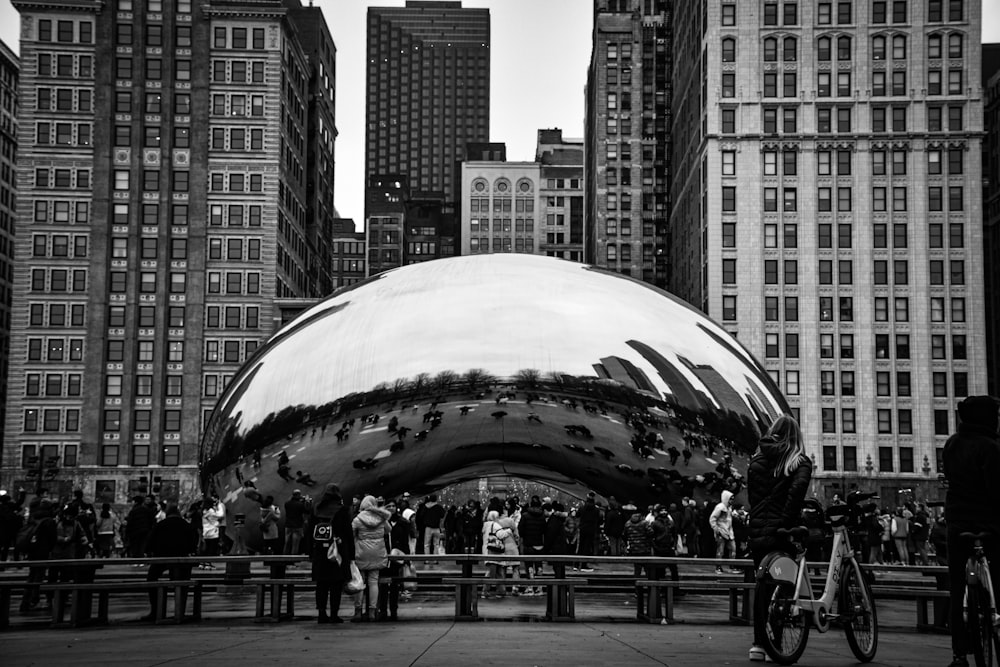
[839,559,878,663]
[754,578,810,665]
[968,583,994,667]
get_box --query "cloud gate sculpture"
[200,254,787,539]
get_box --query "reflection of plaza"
[200,255,787,544]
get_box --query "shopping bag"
[326,539,341,564]
[403,562,418,591]
[345,561,365,593]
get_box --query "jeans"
[893,537,909,565]
[716,535,735,560]
[283,527,304,555]
[424,528,442,557]
[146,564,193,615]
[360,568,380,611]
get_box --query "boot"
[318,610,329,624]
[367,607,377,622]
[350,606,365,623]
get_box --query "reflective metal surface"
[201,254,786,531]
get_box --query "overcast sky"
[0,0,998,226]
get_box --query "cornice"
[12,0,103,13]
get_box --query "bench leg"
[916,597,929,631]
[97,592,110,625]
[255,586,266,620]
[0,588,11,630]
[192,585,202,621]
[664,587,674,622]
[647,586,661,624]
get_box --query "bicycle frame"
[762,523,856,633]
[965,543,999,627]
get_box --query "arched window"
[783,36,797,61]
[872,35,886,60]
[837,36,852,61]
[948,33,963,58]
[892,35,907,59]
[722,37,736,62]
[928,34,942,58]
[763,37,777,62]
[817,36,831,61]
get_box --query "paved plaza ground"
[2,582,955,667]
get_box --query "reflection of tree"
[432,370,458,391]
[463,368,494,391]
[514,368,542,388]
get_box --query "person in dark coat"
[309,483,355,623]
[142,504,198,621]
[577,494,602,571]
[19,499,57,612]
[543,502,569,562]
[377,498,413,621]
[519,497,547,594]
[746,414,812,663]
[943,395,1000,667]
[0,488,26,562]
[603,497,625,556]
[124,496,156,558]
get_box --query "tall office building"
[365,1,490,209]
[983,44,1000,396]
[585,0,671,288]
[3,0,337,502]
[537,129,585,262]
[0,41,17,454]
[670,0,986,500]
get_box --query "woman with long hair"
[746,414,813,662]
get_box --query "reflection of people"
[201,495,225,560]
[746,414,812,663]
[943,396,1000,667]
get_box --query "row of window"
[759,332,966,362]
[209,172,265,193]
[116,22,192,47]
[117,0,193,13]
[37,54,93,80]
[105,374,184,398]
[37,19,92,44]
[23,408,79,433]
[205,305,260,329]
[749,258,967,286]
[25,338,83,362]
[108,305,186,329]
[115,58,191,82]
[108,271,187,294]
[776,367,969,402]
[32,200,90,224]
[730,146,966,177]
[468,219,536,234]
[757,70,965,99]
[468,238,537,253]
[112,124,190,148]
[35,122,91,147]
[720,184,966,213]
[111,237,188,261]
[721,295,967,323]
[721,32,965,64]
[759,295,964,326]
[725,103,965,134]
[101,406,183,431]
[36,87,92,113]
[97,443,181,469]
[28,303,86,328]
[210,127,265,151]
[29,268,87,293]
[204,338,259,364]
[205,271,262,295]
[210,60,267,84]
[108,169,190,192]
[213,26,268,50]
[734,221,964,251]
[754,0,965,27]
[209,203,264,226]
[468,198,537,213]
[115,91,191,115]
[25,373,82,397]
[211,93,266,117]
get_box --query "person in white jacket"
[201,495,226,564]
[709,489,739,573]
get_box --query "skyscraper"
[365,1,490,208]
[585,0,671,288]
[670,0,986,500]
[0,40,17,454]
[3,0,337,502]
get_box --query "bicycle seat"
[776,526,810,540]
[960,531,993,542]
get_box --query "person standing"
[603,498,625,557]
[377,498,411,621]
[577,494,601,571]
[746,414,812,663]
[94,503,120,558]
[259,496,281,555]
[890,508,910,565]
[0,488,26,561]
[310,483,354,623]
[421,494,445,561]
[18,500,57,612]
[124,496,155,561]
[709,490,737,573]
[284,489,309,556]
[200,494,226,567]
[518,497,547,595]
[942,396,1000,667]
[352,495,392,621]
[141,505,198,622]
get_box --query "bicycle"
[962,532,1000,667]
[754,490,880,665]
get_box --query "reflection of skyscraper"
[625,340,707,411]
[681,360,754,424]
[594,356,657,395]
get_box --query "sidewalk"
[3,616,952,667]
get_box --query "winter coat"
[352,497,391,572]
[651,516,676,556]
[518,506,547,550]
[564,513,580,549]
[309,490,354,583]
[145,514,198,557]
[544,512,569,555]
[125,503,156,541]
[578,501,601,535]
[603,505,625,539]
[943,397,1000,534]
[890,515,909,539]
[911,510,929,540]
[623,515,653,556]
[260,504,280,541]
[747,448,813,552]
[51,518,88,559]
[709,490,735,540]
[201,502,225,540]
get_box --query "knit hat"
[958,396,1000,431]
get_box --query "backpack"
[485,523,504,554]
[15,519,38,553]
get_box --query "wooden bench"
[872,585,950,633]
[253,578,314,622]
[0,581,25,629]
[40,580,202,627]
[441,577,578,622]
[639,580,756,625]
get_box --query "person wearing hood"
[309,483,355,623]
[352,495,392,621]
[746,414,812,663]
[543,502,569,557]
[709,489,737,574]
[943,395,1000,667]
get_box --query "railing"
[0,554,948,631]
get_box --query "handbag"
[402,562,418,591]
[345,561,365,594]
[326,539,341,564]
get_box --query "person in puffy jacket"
[746,414,812,663]
[352,495,391,621]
